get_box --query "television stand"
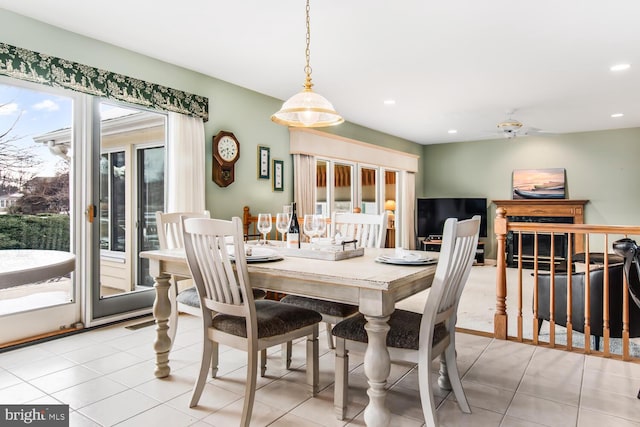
[421,239,485,265]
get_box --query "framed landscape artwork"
[512,168,566,199]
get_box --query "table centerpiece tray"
[250,241,364,261]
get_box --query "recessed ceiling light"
[611,113,624,118]
[383,99,396,105]
[448,129,458,134]
[610,63,631,72]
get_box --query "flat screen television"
[417,198,488,239]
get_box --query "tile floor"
[1,265,640,426]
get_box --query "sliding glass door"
[0,77,170,342]
[91,101,166,319]
[0,77,81,343]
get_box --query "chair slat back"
[182,217,253,318]
[331,212,388,248]
[156,211,210,250]
[422,216,481,331]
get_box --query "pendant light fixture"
[271,0,343,128]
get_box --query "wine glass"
[315,215,327,239]
[303,214,318,245]
[257,213,272,245]
[283,204,292,220]
[276,212,290,241]
[283,205,293,230]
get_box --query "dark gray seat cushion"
[177,287,267,307]
[332,310,447,350]
[280,295,359,318]
[212,300,322,339]
[176,287,199,307]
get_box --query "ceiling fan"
[496,110,552,139]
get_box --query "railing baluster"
[550,230,556,348]
[603,237,611,357]
[623,241,631,360]
[585,238,591,354]
[517,231,523,341]
[533,231,539,345]
[566,233,573,351]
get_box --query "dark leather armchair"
[535,261,640,350]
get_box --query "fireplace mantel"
[493,199,589,257]
[492,199,589,224]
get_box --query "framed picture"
[512,168,566,199]
[258,146,270,179]
[272,159,284,192]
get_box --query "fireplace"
[492,199,589,269]
[506,216,573,269]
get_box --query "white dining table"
[0,249,76,289]
[140,246,437,427]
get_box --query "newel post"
[494,207,508,339]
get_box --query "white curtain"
[400,171,416,249]
[167,112,206,213]
[293,154,316,217]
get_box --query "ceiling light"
[610,63,631,72]
[611,113,624,118]
[497,119,523,132]
[448,129,458,134]
[271,0,343,128]
[383,99,396,106]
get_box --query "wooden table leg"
[363,315,391,427]
[152,272,172,378]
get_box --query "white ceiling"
[2,0,640,145]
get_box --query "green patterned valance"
[0,42,208,121]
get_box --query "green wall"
[0,9,423,221]
[423,127,640,258]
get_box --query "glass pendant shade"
[272,87,343,128]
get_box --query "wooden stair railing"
[495,207,640,361]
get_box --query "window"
[360,166,378,214]
[99,151,126,252]
[334,162,354,214]
[137,145,165,287]
[316,159,397,222]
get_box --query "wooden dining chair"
[331,216,480,425]
[155,210,211,346]
[330,211,388,248]
[280,211,387,350]
[156,211,267,348]
[182,217,321,426]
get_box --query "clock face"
[217,136,238,162]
